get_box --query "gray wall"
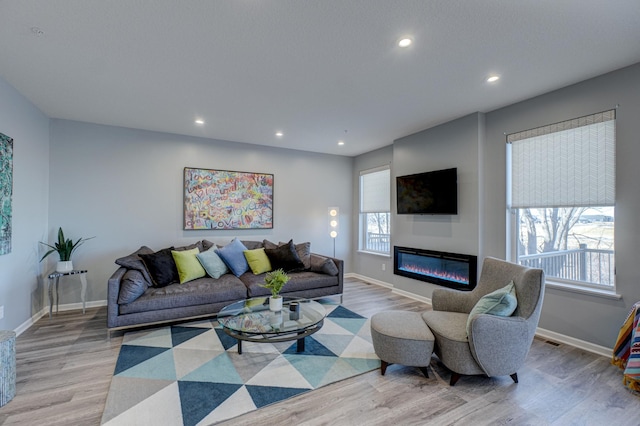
[47,120,354,304]
[482,63,640,348]
[352,146,394,284]
[353,62,640,348]
[0,76,50,331]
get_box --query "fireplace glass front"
[394,246,477,291]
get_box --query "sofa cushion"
[196,247,229,279]
[466,281,518,335]
[118,269,150,304]
[216,238,250,277]
[242,240,264,250]
[264,240,304,272]
[119,275,248,315]
[115,246,155,283]
[241,270,339,298]
[139,247,179,288]
[310,254,339,276]
[244,248,272,274]
[172,248,206,284]
[201,239,215,251]
[174,242,203,252]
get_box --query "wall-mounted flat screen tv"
[396,167,458,215]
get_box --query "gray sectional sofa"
[107,239,343,332]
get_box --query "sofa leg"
[450,372,462,386]
[510,373,518,383]
[419,367,429,378]
[381,360,390,375]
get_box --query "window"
[359,166,390,254]
[507,110,615,289]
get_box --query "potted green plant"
[260,268,290,311]
[40,227,94,272]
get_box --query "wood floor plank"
[0,278,637,425]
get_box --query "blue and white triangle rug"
[101,304,380,426]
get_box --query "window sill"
[545,280,621,300]
[357,250,391,258]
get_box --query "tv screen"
[396,168,458,215]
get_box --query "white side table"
[47,269,87,319]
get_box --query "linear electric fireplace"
[394,246,477,291]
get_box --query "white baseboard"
[535,327,612,358]
[14,300,107,337]
[350,273,613,358]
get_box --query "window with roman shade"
[507,109,616,289]
[359,166,391,254]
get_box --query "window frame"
[358,165,391,255]
[506,110,616,294]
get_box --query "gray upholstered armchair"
[422,257,545,386]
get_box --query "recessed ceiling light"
[275,132,283,137]
[338,141,345,146]
[487,75,500,83]
[398,37,413,48]
[194,119,205,125]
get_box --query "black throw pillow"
[139,247,179,288]
[264,240,305,272]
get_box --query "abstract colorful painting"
[0,132,13,255]
[184,167,273,230]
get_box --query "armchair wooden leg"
[450,372,462,386]
[510,373,518,383]
[419,367,429,378]
[381,360,390,375]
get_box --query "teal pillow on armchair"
[466,281,517,336]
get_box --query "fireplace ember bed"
[394,246,477,291]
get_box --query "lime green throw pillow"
[244,248,272,275]
[172,248,206,284]
[466,281,517,336]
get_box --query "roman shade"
[508,110,615,209]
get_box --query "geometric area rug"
[101,304,380,426]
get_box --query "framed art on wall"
[183,167,273,230]
[0,132,13,255]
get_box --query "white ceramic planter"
[56,261,73,273]
[269,296,283,312]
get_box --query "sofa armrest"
[468,314,531,377]
[310,253,343,293]
[107,267,127,328]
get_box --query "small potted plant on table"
[261,268,290,311]
[40,227,94,272]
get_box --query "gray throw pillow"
[310,255,339,276]
[117,269,150,304]
[201,239,215,251]
[115,246,155,283]
[242,240,264,250]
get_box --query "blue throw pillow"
[196,247,229,279]
[466,281,518,336]
[215,238,249,277]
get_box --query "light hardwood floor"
[1,278,637,425]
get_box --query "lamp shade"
[328,207,339,238]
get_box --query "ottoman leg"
[419,366,429,378]
[381,360,390,375]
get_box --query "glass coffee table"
[217,297,326,354]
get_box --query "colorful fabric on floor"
[101,304,380,425]
[612,301,640,393]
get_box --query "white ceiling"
[1,1,639,157]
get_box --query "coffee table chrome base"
[225,319,324,354]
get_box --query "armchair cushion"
[466,281,517,335]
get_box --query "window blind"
[360,167,390,213]
[508,110,615,209]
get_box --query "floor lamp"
[328,207,339,258]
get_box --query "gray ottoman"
[371,310,435,377]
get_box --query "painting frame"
[183,167,273,230]
[0,132,13,255]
